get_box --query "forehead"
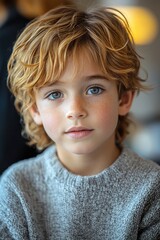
[59,47,104,81]
[34,43,106,90]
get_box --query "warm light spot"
[116,6,158,45]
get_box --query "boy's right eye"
[47,91,63,100]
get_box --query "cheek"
[39,111,61,139]
[94,100,119,129]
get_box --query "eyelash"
[46,86,105,100]
[46,91,63,100]
[86,86,104,95]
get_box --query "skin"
[31,49,134,176]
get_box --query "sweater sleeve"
[0,171,29,240]
[138,179,160,240]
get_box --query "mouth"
[65,127,94,139]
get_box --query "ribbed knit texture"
[0,146,160,240]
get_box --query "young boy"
[0,6,160,240]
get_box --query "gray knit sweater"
[0,146,160,240]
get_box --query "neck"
[56,142,121,176]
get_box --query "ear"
[29,104,42,125]
[118,90,135,116]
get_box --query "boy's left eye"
[87,86,104,95]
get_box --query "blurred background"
[0,0,160,174]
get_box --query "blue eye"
[87,86,104,95]
[48,91,62,100]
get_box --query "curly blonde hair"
[8,6,147,150]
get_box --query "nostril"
[66,111,87,120]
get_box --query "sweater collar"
[44,145,131,187]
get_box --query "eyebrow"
[84,74,107,81]
[40,74,108,90]
[60,75,108,84]
[57,74,108,83]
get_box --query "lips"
[65,126,93,139]
[66,126,92,132]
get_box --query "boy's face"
[31,49,133,161]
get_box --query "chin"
[68,144,98,156]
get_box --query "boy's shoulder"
[118,147,160,185]
[0,145,55,184]
[123,147,160,171]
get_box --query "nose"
[66,96,87,120]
